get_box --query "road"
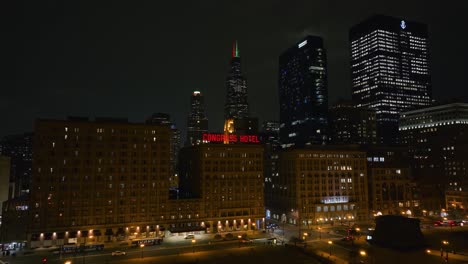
[2,221,468,264]
[2,238,321,264]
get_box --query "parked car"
[185,234,195,239]
[111,251,126,256]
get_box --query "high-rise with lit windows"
[350,15,432,144]
[278,36,328,148]
[186,91,209,146]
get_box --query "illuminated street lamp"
[238,235,242,247]
[360,250,367,257]
[318,227,322,240]
[140,244,145,258]
[192,239,196,253]
[441,240,450,262]
[303,232,308,241]
[328,240,333,256]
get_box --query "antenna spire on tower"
[232,40,239,58]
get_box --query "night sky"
[4,1,468,141]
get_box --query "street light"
[192,239,196,253]
[328,241,333,256]
[303,232,308,241]
[238,235,242,247]
[140,244,145,258]
[441,240,450,262]
[360,250,367,257]
[355,227,361,241]
[318,227,322,240]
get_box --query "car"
[241,239,253,243]
[111,251,126,256]
[185,234,195,239]
[341,236,355,241]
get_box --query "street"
[2,222,468,264]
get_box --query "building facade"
[328,100,377,145]
[350,15,432,144]
[272,147,369,227]
[0,133,33,198]
[186,91,209,146]
[179,144,265,233]
[28,117,172,247]
[365,146,419,217]
[399,102,468,213]
[260,121,281,219]
[279,36,328,148]
[146,113,181,189]
[26,118,265,248]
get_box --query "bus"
[131,238,162,247]
[59,244,104,254]
[60,244,78,254]
[82,244,104,252]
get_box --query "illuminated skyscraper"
[186,91,208,146]
[350,15,432,144]
[223,41,258,137]
[278,36,328,148]
[224,41,249,120]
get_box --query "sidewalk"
[427,248,468,262]
[313,249,348,264]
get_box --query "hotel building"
[28,117,172,247]
[179,144,265,233]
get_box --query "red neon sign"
[202,133,260,143]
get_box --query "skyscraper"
[186,91,208,146]
[224,41,249,121]
[350,15,432,144]
[278,36,328,148]
[223,41,258,137]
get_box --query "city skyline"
[4,1,468,143]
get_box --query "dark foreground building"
[372,215,425,249]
